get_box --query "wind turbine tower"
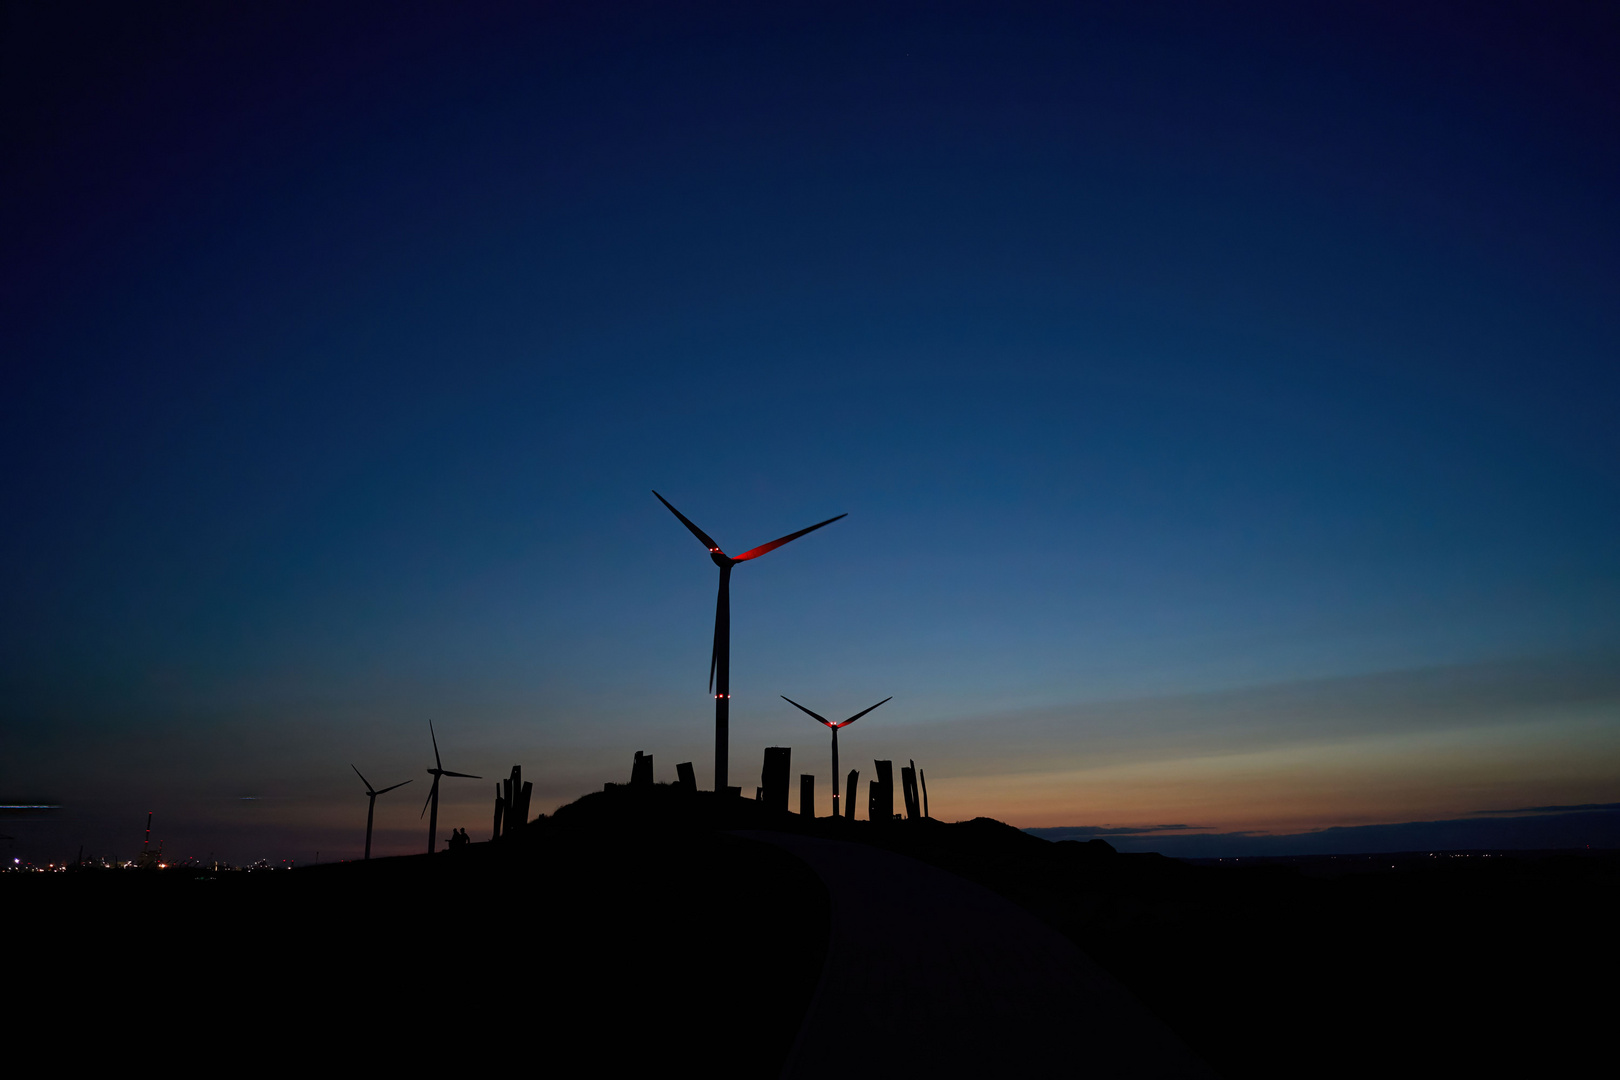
[420,721,480,855]
[351,765,411,860]
[654,491,845,795]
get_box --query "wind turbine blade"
[420,778,438,819]
[839,696,892,728]
[731,513,847,562]
[440,770,481,779]
[375,779,412,795]
[430,720,442,772]
[781,695,832,726]
[653,491,724,554]
[351,764,374,793]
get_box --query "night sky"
[4,2,1618,862]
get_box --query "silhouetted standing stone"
[507,766,523,835]
[632,751,653,789]
[493,768,532,836]
[676,761,697,791]
[762,746,791,812]
[900,764,920,820]
[920,769,929,819]
[845,770,859,819]
[874,759,895,822]
[800,774,814,818]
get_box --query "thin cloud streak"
[1471,802,1620,815]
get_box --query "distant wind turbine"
[351,765,411,860]
[420,721,480,855]
[780,695,891,819]
[654,491,845,795]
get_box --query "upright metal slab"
[762,746,792,812]
[900,765,919,819]
[492,785,505,840]
[874,759,895,822]
[509,766,523,833]
[518,780,532,827]
[845,770,859,819]
[800,774,815,818]
[676,761,697,791]
[632,750,654,788]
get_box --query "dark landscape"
[9,786,1613,1076]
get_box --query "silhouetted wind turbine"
[654,491,845,795]
[420,721,480,855]
[351,765,411,860]
[781,695,891,819]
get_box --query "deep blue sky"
[3,2,1618,861]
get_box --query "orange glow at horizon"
[939,713,1620,835]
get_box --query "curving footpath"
[738,830,1214,1079]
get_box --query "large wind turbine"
[780,695,891,819]
[420,721,480,855]
[351,765,411,860]
[654,491,846,795]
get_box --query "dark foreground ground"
[8,786,1616,1077]
[6,815,828,1071]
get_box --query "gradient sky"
[4,2,1618,862]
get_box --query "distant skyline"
[3,3,1617,862]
